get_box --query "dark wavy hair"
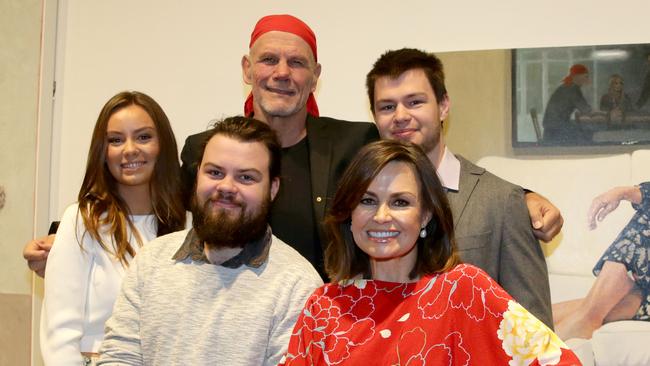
[78,91,185,266]
[324,139,460,281]
[366,48,447,113]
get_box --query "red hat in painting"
[562,64,589,85]
[244,14,319,117]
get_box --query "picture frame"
[512,43,650,148]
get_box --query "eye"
[261,56,278,65]
[206,169,224,179]
[107,136,123,145]
[392,198,411,207]
[359,196,376,205]
[289,59,306,67]
[137,133,153,142]
[408,99,424,107]
[377,104,395,112]
[238,174,258,183]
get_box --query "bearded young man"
[98,117,322,365]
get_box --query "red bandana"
[244,14,319,117]
[562,64,588,85]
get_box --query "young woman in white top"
[41,91,186,365]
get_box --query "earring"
[419,228,427,238]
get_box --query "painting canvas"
[512,43,650,147]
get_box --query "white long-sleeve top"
[41,203,157,365]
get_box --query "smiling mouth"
[265,86,296,96]
[367,231,399,242]
[121,161,146,170]
[209,199,241,210]
[391,129,417,139]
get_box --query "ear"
[311,63,322,93]
[241,54,252,85]
[421,210,433,229]
[270,177,280,201]
[438,95,451,121]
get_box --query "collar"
[436,146,460,192]
[171,226,272,268]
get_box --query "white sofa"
[477,149,650,366]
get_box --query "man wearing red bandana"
[180,15,379,280]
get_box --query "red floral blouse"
[280,264,581,365]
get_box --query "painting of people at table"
[513,44,650,147]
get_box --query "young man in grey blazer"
[366,48,554,327]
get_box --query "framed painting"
[512,43,650,147]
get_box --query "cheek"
[105,147,120,165]
[350,208,369,239]
[148,141,161,164]
[398,211,423,237]
[374,118,392,138]
[195,176,213,199]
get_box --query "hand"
[22,234,55,278]
[588,186,642,230]
[525,192,564,242]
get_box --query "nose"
[373,203,392,224]
[393,104,411,125]
[123,138,139,157]
[216,175,238,195]
[273,60,290,80]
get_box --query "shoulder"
[182,130,213,153]
[440,263,512,299]
[59,203,81,223]
[267,235,323,285]
[458,155,523,196]
[309,115,379,137]
[185,129,213,144]
[137,229,190,263]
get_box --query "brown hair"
[197,116,281,180]
[324,139,460,281]
[366,48,447,113]
[78,91,185,266]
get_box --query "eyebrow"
[363,190,417,198]
[376,92,428,102]
[201,163,262,176]
[106,126,155,135]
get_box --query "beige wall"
[441,50,513,162]
[0,0,43,365]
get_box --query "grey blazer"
[447,155,553,328]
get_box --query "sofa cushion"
[592,320,650,366]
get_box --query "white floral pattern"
[498,301,565,366]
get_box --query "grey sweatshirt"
[98,229,322,365]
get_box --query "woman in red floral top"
[280,140,580,366]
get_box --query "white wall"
[49,0,650,218]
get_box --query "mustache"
[207,192,243,207]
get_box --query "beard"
[191,191,271,250]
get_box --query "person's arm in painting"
[524,191,564,242]
[588,184,644,230]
